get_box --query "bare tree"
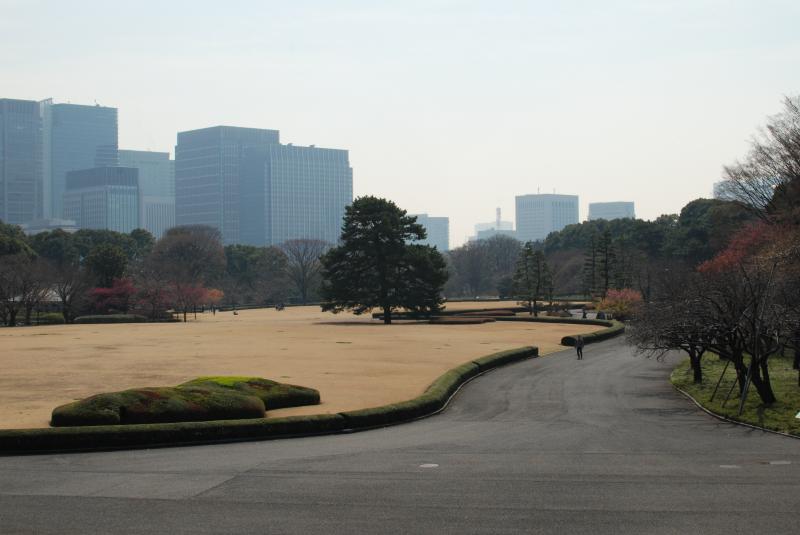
[50,261,91,324]
[720,95,800,223]
[281,239,330,304]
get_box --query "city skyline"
[3,2,800,246]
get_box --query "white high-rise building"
[411,213,450,251]
[588,201,635,221]
[515,194,578,242]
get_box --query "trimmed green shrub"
[338,347,536,429]
[559,320,625,346]
[429,317,496,324]
[456,310,517,317]
[51,376,321,427]
[35,312,65,325]
[180,376,320,410]
[73,314,147,324]
[0,413,348,453]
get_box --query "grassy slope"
[671,353,800,437]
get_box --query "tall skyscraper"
[0,99,42,225]
[118,150,175,238]
[41,101,118,218]
[515,194,579,242]
[175,126,280,244]
[240,143,353,246]
[588,201,635,221]
[411,214,450,251]
[63,167,139,233]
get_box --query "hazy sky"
[3,1,799,246]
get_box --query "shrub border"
[0,346,537,455]
[492,316,625,346]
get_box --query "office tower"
[0,99,42,225]
[411,214,450,251]
[240,143,353,246]
[63,167,139,233]
[515,193,579,242]
[41,101,118,218]
[118,150,175,238]
[175,126,280,244]
[588,201,635,221]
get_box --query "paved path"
[1,338,798,534]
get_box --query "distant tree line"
[0,222,332,324]
[444,197,753,301]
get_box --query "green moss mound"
[180,376,321,410]
[51,377,320,427]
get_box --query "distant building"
[118,150,175,238]
[0,98,42,225]
[175,126,280,244]
[588,201,635,221]
[469,207,515,242]
[240,143,353,246]
[515,194,578,242]
[41,101,118,219]
[22,218,79,235]
[471,228,518,242]
[411,214,450,251]
[63,167,139,233]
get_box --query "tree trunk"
[690,352,703,384]
[383,306,391,325]
[533,299,538,318]
[749,365,777,405]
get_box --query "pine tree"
[513,242,549,316]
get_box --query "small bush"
[73,314,147,324]
[35,312,65,325]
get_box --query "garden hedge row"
[491,315,625,345]
[73,314,147,324]
[0,347,537,454]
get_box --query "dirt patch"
[0,304,602,429]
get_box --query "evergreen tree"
[513,242,549,316]
[597,229,615,299]
[582,233,598,299]
[320,196,448,324]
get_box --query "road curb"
[673,384,799,440]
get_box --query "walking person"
[575,335,585,360]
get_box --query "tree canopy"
[320,196,448,324]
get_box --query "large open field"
[0,305,602,429]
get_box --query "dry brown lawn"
[0,304,602,429]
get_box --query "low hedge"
[51,377,321,427]
[35,312,65,325]
[429,317,496,325]
[338,347,537,429]
[73,314,147,324]
[0,347,537,453]
[491,315,625,346]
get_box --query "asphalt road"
[1,337,798,534]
